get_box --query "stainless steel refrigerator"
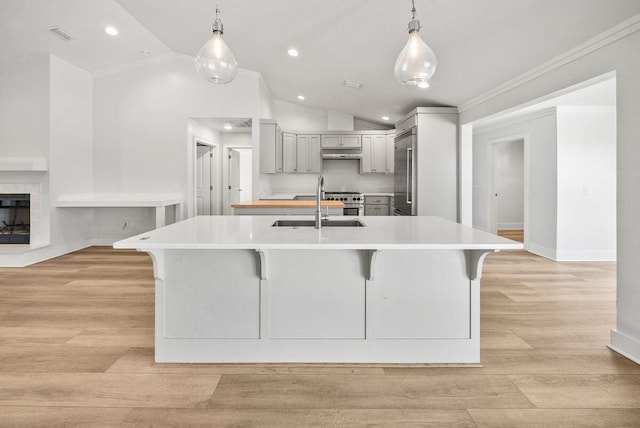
[394,127,417,215]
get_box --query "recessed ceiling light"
[105,26,119,36]
[382,116,390,121]
[287,48,299,57]
[418,82,430,89]
[223,123,232,130]
[297,95,305,100]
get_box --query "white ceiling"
[194,117,253,133]
[2,1,639,125]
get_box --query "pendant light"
[394,0,437,87]
[195,4,238,84]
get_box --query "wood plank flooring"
[498,229,524,243]
[0,246,638,427]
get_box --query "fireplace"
[0,194,30,244]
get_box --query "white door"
[196,144,214,215]
[491,140,524,233]
[229,148,252,209]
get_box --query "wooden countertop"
[232,200,345,209]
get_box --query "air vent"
[49,26,75,41]
[344,80,362,89]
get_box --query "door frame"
[223,146,253,215]
[193,136,219,215]
[487,133,530,249]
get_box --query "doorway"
[226,147,252,214]
[490,138,526,243]
[196,142,217,215]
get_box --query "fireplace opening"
[0,194,30,244]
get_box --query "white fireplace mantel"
[0,157,48,172]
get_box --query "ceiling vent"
[49,27,75,41]
[344,80,362,89]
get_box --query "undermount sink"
[272,219,366,228]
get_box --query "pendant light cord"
[411,0,416,19]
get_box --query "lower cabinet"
[364,195,390,216]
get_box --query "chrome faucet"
[315,175,325,229]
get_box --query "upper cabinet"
[321,134,362,149]
[282,132,297,173]
[361,132,395,174]
[281,133,321,174]
[259,122,283,174]
[260,119,393,175]
[297,134,322,173]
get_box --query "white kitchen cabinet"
[282,132,297,173]
[296,134,321,173]
[321,134,362,149]
[364,195,390,216]
[386,132,395,174]
[259,122,283,173]
[361,134,387,174]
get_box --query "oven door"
[343,207,362,216]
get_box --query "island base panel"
[151,248,482,363]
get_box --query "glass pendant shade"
[394,29,437,86]
[195,6,237,85]
[195,31,237,84]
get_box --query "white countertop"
[56,193,183,207]
[114,215,523,251]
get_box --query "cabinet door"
[360,135,374,173]
[308,135,322,173]
[385,133,395,174]
[259,123,277,174]
[321,135,340,148]
[276,127,283,173]
[341,135,361,148]
[282,132,297,173]
[296,135,309,173]
[371,135,387,173]
[361,135,386,173]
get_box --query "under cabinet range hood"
[321,150,362,160]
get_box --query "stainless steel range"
[324,191,364,216]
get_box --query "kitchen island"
[114,215,522,363]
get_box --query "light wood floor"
[498,229,524,243]
[0,247,638,427]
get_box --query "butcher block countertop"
[232,200,345,209]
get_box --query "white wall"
[92,56,262,237]
[460,22,640,362]
[0,55,50,158]
[267,161,393,195]
[556,107,616,260]
[494,140,524,229]
[272,99,328,131]
[49,55,94,247]
[327,110,354,131]
[474,110,557,258]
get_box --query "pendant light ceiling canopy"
[394,0,437,87]
[195,3,238,84]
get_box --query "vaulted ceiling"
[2,0,639,124]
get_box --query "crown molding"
[459,13,640,113]
[474,107,557,134]
[93,52,261,80]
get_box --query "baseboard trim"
[527,243,557,261]
[609,329,640,365]
[0,239,92,267]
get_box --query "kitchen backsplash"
[263,159,393,194]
